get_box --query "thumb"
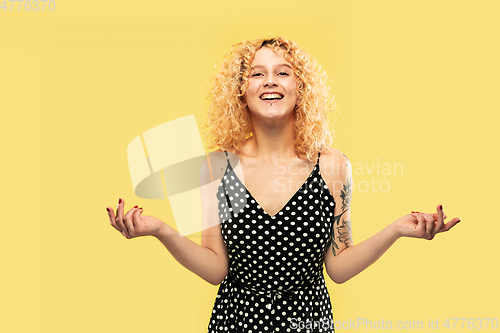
[138,208,146,227]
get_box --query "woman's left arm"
[322,149,460,284]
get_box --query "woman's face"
[242,46,298,120]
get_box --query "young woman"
[106,37,460,333]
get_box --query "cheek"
[287,79,297,93]
[289,85,298,100]
[245,85,259,101]
[242,94,249,107]
[248,81,259,92]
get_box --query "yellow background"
[1,0,498,332]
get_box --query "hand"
[106,198,165,239]
[393,204,461,240]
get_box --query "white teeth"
[260,93,283,100]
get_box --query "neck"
[246,112,297,162]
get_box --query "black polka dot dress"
[207,151,336,333]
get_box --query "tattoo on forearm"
[326,209,346,256]
[326,168,353,256]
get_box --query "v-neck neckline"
[225,159,319,219]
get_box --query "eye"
[278,71,289,76]
[251,72,263,77]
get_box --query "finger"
[439,217,461,232]
[431,204,445,238]
[106,206,122,232]
[123,206,139,238]
[133,208,145,232]
[421,213,435,239]
[421,212,434,220]
[415,214,426,237]
[115,198,128,236]
[430,212,447,220]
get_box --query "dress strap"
[223,150,231,167]
[317,144,323,164]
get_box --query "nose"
[264,74,278,87]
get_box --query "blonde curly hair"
[202,36,336,161]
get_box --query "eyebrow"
[251,64,293,70]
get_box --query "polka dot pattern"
[208,151,336,333]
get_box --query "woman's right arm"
[154,220,228,285]
[153,154,229,284]
[107,152,229,285]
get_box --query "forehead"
[251,46,291,67]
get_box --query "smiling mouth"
[260,93,284,101]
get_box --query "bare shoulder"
[319,146,352,193]
[200,149,228,185]
[320,146,351,175]
[200,148,241,182]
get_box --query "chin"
[264,110,293,119]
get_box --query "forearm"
[326,221,400,284]
[154,224,228,285]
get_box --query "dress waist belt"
[226,273,320,310]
